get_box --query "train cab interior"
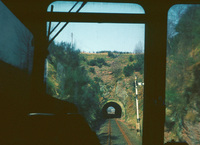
[0,0,199,145]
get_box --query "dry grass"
[184,111,197,123]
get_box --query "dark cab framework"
[1,0,200,145]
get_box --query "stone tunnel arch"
[101,100,125,119]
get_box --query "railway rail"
[107,119,133,145]
[107,119,112,145]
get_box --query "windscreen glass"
[165,4,200,145]
[46,2,145,145]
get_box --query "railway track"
[107,119,112,145]
[107,119,133,145]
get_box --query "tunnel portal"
[102,102,122,119]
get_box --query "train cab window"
[46,1,145,144]
[165,4,200,145]
[47,1,145,14]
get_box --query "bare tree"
[110,59,122,78]
[167,5,188,38]
[167,5,189,55]
[134,41,144,54]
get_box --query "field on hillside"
[80,53,137,83]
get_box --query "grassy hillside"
[80,53,134,82]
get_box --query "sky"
[47,1,145,53]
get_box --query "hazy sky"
[47,2,145,52]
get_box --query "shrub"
[111,61,122,78]
[88,59,97,66]
[89,67,95,74]
[97,58,106,65]
[46,78,57,95]
[123,64,134,77]
[47,41,102,130]
[97,63,102,68]
[94,77,103,83]
[88,58,107,68]
[108,51,116,58]
[185,111,197,123]
[133,54,144,73]
[80,55,87,62]
[129,55,134,62]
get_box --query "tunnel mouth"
[102,102,122,119]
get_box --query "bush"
[88,59,97,66]
[108,51,116,58]
[129,55,134,62]
[80,55,87,62]
[47,41,102,130]
[133,54,144,73]
[94,77,103,83]
[185,111,197,123]
[46,78,57,95]
[123,64,134,77]
[88,58,107,68]
[97,63,102,68]
[133,62,143,72]
[97,58,106,65]
[111,61,122,78]
[89,67,95,74]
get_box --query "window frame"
[45,1,200,145]
[2,0,200,145]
